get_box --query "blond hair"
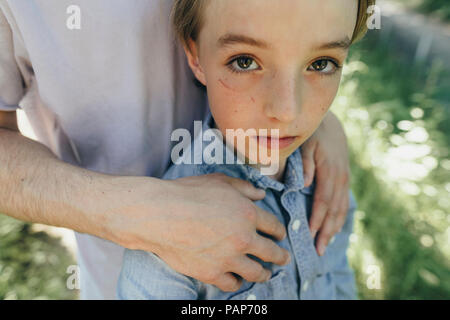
[172,0,376,47]
[353,0,377,42]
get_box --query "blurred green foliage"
[0,214,77,300]
[420,0,450,20]
[339,36,450,299]
[395,0,450,21]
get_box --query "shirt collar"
[198,111,313,194]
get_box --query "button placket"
[281,191,318,299]
[292,219,301,232]
[247,294,257,300]
[302,280,309,292]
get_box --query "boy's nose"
[263,71,301,123]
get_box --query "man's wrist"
[34,161,112,237]
[66,171,130,243]
[80,174,167,252]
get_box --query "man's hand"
[100,173,291,292]
[301,111,351,256]
[0,111,290,293]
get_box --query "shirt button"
[292,219,301,232]
[302,280,309,292]
[247,294,257,300]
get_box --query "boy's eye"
[229,56,260,73]
[308,59,340,74]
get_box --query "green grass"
[0,215,77,300]
[337,36,450,299]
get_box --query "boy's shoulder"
[162,160,201,180]
[162,126,246,181]
[162,156,247,181]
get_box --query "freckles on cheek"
[213,79,241,115]
[217,78,257,105]
[213,77,259,123]
[217,78,248,109]
[218,78,235,92]
[309,80,340,113]
[217,74,256,93]
[315,97,334,115]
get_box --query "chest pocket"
[227,270,297,300]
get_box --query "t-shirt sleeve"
[0,6,24,111]
[117,249,199,300]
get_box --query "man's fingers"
[246,235,291,266]
[309,200,327,239]
[335,191,350,233]
[315,214,337,256]
[214,272,243,292]
[309,169,335,238]
[254,206,287,241]
[316,193,348,257]
[324,172,347,235]
[314,174,344,254]
[229,256,272,283]
[301,141,317,187]
[224,175,266,201]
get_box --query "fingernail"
[284,252,291,265]
[311,229,317,239]
[304,175,310,186]
[330,236,336,244]
[318,243,326,256]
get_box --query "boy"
[118,0,374,299]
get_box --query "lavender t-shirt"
[0,0,207,299]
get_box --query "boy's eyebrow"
[217,34,270,49]
[217,34,352,51]
[314,36,352,51]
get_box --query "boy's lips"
[252,136,298,149]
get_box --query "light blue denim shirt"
[117,111,357,300]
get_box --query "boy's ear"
[183,39,207,87]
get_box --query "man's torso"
[0,0,207,299]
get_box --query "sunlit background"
[1,0,449,299]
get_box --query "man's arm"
[0,110,104,232]
[0,110,290,292]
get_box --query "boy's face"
[185,0,358,167]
